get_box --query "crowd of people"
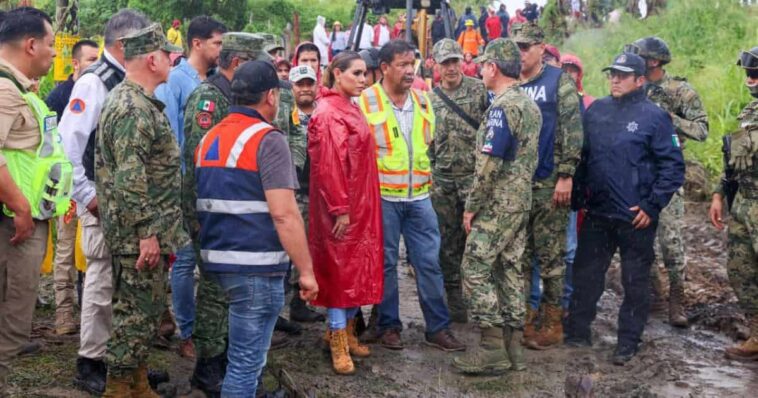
[0,2,757,398]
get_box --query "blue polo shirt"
[155,58,203,163]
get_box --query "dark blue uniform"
[45,75,75,123]
[567,87,684,353]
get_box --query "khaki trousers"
[0,216,48,394]
[54,215,77,315]
[77,211,113,360]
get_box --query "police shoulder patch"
[196,112,212,129]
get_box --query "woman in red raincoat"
[307,51,383,375]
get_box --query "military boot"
[526,304,563,350]
[451,326,509,375]
[523,306,538,342]
[668,281,688,328]
[101,373,133,398]
[504,326,526,371]
[55,310,78,335]
[131,364,160,398]
[725,317,758,361]
[289,288,325,322]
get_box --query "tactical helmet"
[623,36,671,65]
[359,48,380,70]
[737,47,758,70]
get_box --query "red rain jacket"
[307,89,384,308]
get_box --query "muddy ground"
[7,202,758,397]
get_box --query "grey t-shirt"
[257,130,299,191]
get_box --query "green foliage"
[244,0,355,40]
[561,0,758,177]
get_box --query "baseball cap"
[222,32,272,62]
[602,52,646,75]
[432,39,464,64]
[231,61,287,96]
[289,65,317,83]
[511,23,544,44]
[474,38,521,64]
[121,23,182,58]
[359,48,380,70]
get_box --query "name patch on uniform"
[481,107,517,160]
[196,112,212,129]
[69,98,86,114]
[198,100,215,113]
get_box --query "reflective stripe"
[196,198,269,214]
[201,249,289,266]
[226,122,271,168]
[378,172,407,185]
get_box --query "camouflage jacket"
[181,74,231,239]
[290,104,314,193]
[465,85,542,214]
[275,83,295,136]
[95,79,189,256]
[719,100,758,195]
[428,76,489,177]
[646,73,708,144]
[521,66,583,190]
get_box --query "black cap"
[231,61,286,97]
[602,52,646,76]
[359,48,380,70]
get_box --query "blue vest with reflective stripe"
[194,112,290,274]
[521,64,562,181]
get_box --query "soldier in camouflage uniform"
[260,33,295,139]
[452,38,542,375]
[181,32,271,396]
[94,24,188,395]
[625,36,709,327]
[512,23,583,350]
[710,47,758,361]
[428,39,489,323]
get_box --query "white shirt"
[58,49,124,215]
[376,25,391,47]
[358,23,374,50]
[313,23,330,66]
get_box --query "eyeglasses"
[517,42,533,51]
[606,70,634,80]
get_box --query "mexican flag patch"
[672,134,681,148]
[198,100,215,113]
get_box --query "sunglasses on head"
[517,42,533,51]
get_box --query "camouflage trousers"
[654,192,686,286]
[431,175,473,314]
[107,255,168,375]
[521,187,568,307]
[289,192,310,286]
[727,194,758,317]
[193,270,228,359]
[461,210,529,329]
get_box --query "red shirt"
[485,16,502,40]
[461,61,479,78]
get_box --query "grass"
[560,0,758,177]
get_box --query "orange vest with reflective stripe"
[359,83,435,198]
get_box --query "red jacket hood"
[560,53,585,93]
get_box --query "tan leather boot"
[725,317,758,361]
[329,329,355,375]
[346,319,371,357]
[523,306,538,341]
[131,364,160,398]
[668,281,688,327]
[526,304,563,350]
[101,373,133,398]
[55,310,78,335]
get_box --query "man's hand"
[136,235,161,271]
[332,214,350,239]
[629,206,652,230]
[709,193,725,230]
[553,176,572,207]
[86,197,99,218]
[10,209,34,245]
[298,271,319,302]
[463,211,475,234]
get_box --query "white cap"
[289,65,317,83]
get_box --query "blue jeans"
[528,211,577,310]
[328,307,360,330]
[379,198,450,334]
[171,244,196,339]
[210,273,285,397]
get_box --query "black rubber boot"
[190,352,227,398]
[289,290,325,323]
[73,357,106,395]
[275,316,302,335]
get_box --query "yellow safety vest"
[359,83,435,198]
[0,73,73,220]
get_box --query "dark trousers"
[567,213,657,347]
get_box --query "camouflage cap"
[474,38,521,65]
[432,39,464,64]
[511,23,544,44]
[121,23,182,58]
[222,32,272,62]
[259,32,285,53]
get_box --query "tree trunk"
[55,0,79,35]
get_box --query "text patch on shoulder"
[481,106,517,160]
